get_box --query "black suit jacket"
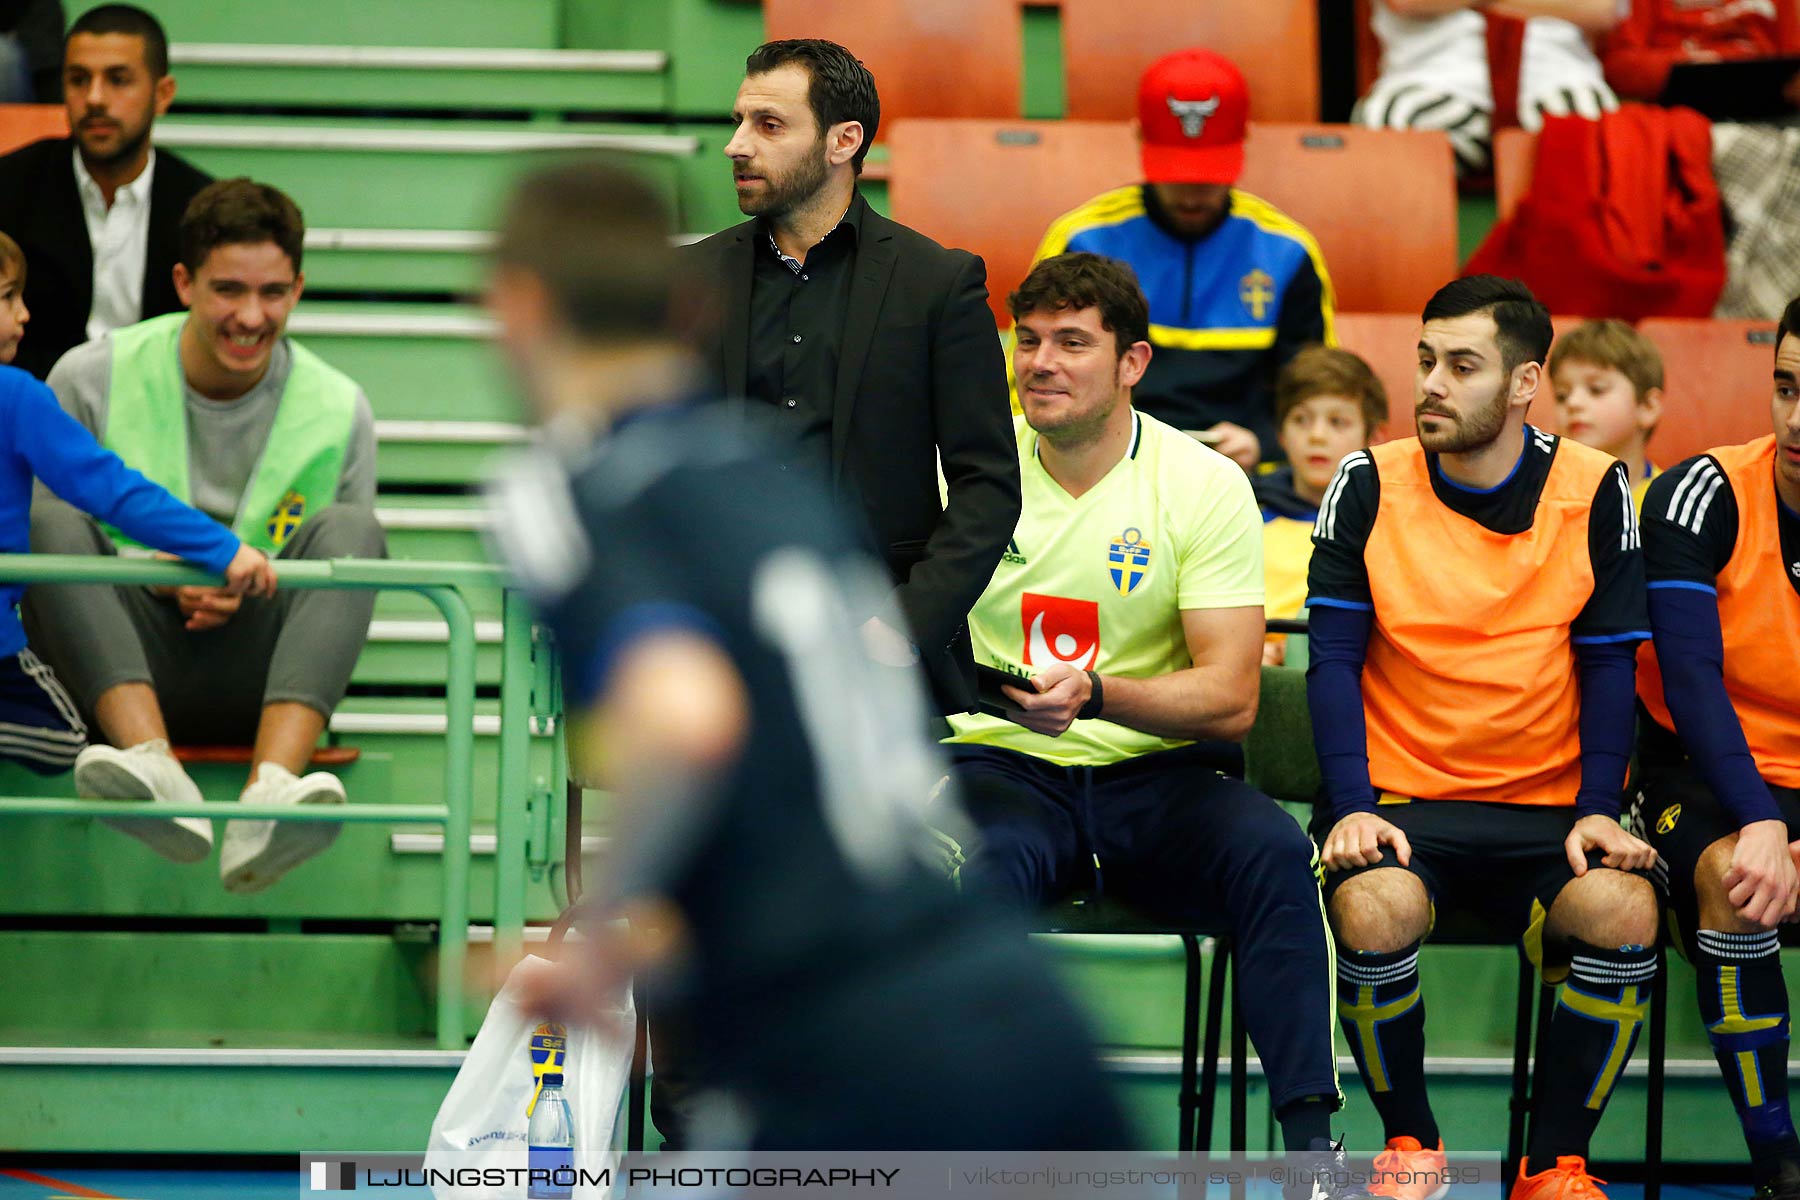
[0,137,213,379]
[688,197,1021,714]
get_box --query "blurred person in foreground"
[483,159,1128,1151]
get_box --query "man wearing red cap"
[1029,48,1333,472]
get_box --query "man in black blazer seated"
[0,4,211,380]
[686,38,1020,718]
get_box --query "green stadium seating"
[287,305,514,422]
[156,118,697,231]
[143,0,563,49]
[168,44,669,113]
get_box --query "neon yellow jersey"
[945,409,1264,766]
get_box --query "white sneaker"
[220,762,346,894]
[74,739,213,864]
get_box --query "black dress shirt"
[744,198,863,474]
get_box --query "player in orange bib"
[1632,295,1800,1199]
[1305,277,1660,1200]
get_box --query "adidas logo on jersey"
[1002,537,1028,566]
[1791,560,1800,578]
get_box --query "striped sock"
[1694,929,1800,1185]
[1527,941,1656,1163]
[1337,944,1438,1146]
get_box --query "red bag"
[1464,104,1725,319]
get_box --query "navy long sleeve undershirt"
[1572,638,1638,821]
[1647,583,1783,826]
[1305,603,1376,818]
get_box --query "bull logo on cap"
[1167,95,1220,139]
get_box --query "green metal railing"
[0,553,529,1050]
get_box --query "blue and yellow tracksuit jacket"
[1031,184,1335,461]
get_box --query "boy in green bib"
[27,178,387,893]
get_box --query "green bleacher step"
[374,419,524,486]
[0,931,434,1042]
[356,617,503,687]
[170,44,668,113]
[305,228,489,294]
[143,0,562,50]
[288,306,514,425]
[0,1044,461,1154]
[377,508,487,567]
[157,118,696,231]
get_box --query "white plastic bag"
[425,953,635,1199]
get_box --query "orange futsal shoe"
[1368,1136,1449,1200]
[1512,1156,1610,1200]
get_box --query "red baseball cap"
[1137,48,1249,185]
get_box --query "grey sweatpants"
[22,500,387,744]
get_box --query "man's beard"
[737,142,831,219]
[1416,380,1509,454]
[1026,377,1122,448]
[77,117,151,169]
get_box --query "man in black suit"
[686,38,1020,718]
[0,4,211,379]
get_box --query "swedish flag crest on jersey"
[527,1021,566,1115]
[1108,527,1152,596]
[266,490,306,547]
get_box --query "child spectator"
[0,232,272,774]
[1255,345,1387,665]
[0,232,26,364]
[1549,318,1665,509]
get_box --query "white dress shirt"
[73,146,156,341]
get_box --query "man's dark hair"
[744,39,880,177]
[1009,252,1150,358]
[66,4,169,77]
[496,159,690,342]
[1420,275,1553,373]
[1776,294,1800,359]
[178,178,305,274]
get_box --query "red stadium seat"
[1333,312,1422,442]
[1493,127,1536,222]
[887,120,1138,325]
[887,119,1457,325]
[761,0,1021,123]
[0,104,68,156]
[1238,124,1456,315]
[1638,318,1783,465]
[1060,0,1321,123]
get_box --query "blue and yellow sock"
[1694,929,1800,1185]
[1527,940,1655,1164]
[1338,943,1437,1146]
